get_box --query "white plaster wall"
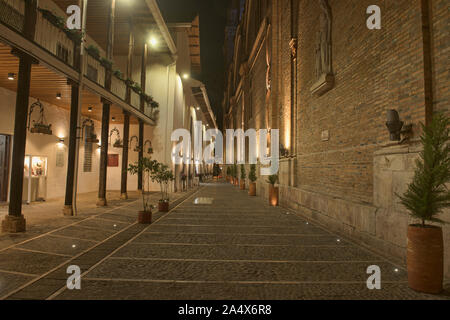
[0,87,102,200]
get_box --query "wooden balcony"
[111,75,126,101]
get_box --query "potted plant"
[240,164,246,190]
[86,44,100,60]
[213,164,221,181]
[248,164,257,196]
[113,69,124,80]
[267,174,279,206]
[100,57,113,70]
[153,163,174,212]
[398,114,449,294]
[128,158,157,224]
[131,82,142,95]
[231,164,237,186]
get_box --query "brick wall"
[293,0,427,202]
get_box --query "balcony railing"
[111,76,126,101]
[131,91,140,110]
[84,53,105,87]
[0,0,156,123]
[0,0,24,32]
[34,9,75,67]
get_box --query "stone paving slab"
[0,271,35,297]
[133,232,347,246]
[87,258,405,282]
[112,243,374,262]
[147,224,327,235]
[55,280,448,300]
[51,225,116,242]
[16,235,97,256]
[0,249,67,275]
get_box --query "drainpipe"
[72,0,88,216]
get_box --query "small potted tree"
[248,164,257,196]
[398,114,449,294]
[128,158,157,224]
[233,164,239,186]
[153,163,174,212]
[240,164,246,190]
[213,164,221,181]
[267,174,279,206]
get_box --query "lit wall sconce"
[386,109,412,142]
[183,73,190,80]
[56,93,62,100]
[111,117,116,122]
[196,107,200,111]
[58,138,65,143]
[88,106,93,112]
[7,73,15,80]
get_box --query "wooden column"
[137,43,148,191]
[97,102,110,206]
[97,0,115,206]
[2,0,37,233]
[120,23,134,200]
[63,82,80,215]
[138,120,144,191]
[120,111,130,199]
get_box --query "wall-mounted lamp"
[7,73,15,80]
[58,138,65,143]
[56,93,62,100]
[111,117,116,122]
[386,109,412,142]
[183,73,190,80]
[88,106,93,112]
[196,107,200,111]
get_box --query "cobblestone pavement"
[0,188,197,300]
[0,182,449,300]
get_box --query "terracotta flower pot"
[240,180,245,190]
[158,201,170,212]
[407,225,443,294]
[249,182,256,196]
[269,185,279,206]
[138,211,152,224]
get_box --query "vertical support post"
[126,19,134,104]
[63,82,80,215]
[120,111,130,199]
[137,42,148,191]
[97,102,110,206]
[2,0,38,233]
[97,0,115,206]
[138,120,144,191]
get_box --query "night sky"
[156,0,231,127]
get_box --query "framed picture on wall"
[108,154,119,167]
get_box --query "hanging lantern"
[28,100,53,135]
[144,140,153,154]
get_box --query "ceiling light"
[183,73,190,79]
[196,107,200,111]
[56,93,62,100]
[7,73,15,80]
[149,36,158,47]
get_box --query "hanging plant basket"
[125,78,134,87]
[131,83,142,95]
[86,134,99,143]
[147,147,154,154]
[134,147,142,153]
[113,139,124,148]
[31,123,53,135]
[65,29,83,44]
[39,8,65,29]
[150,101,159,109]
